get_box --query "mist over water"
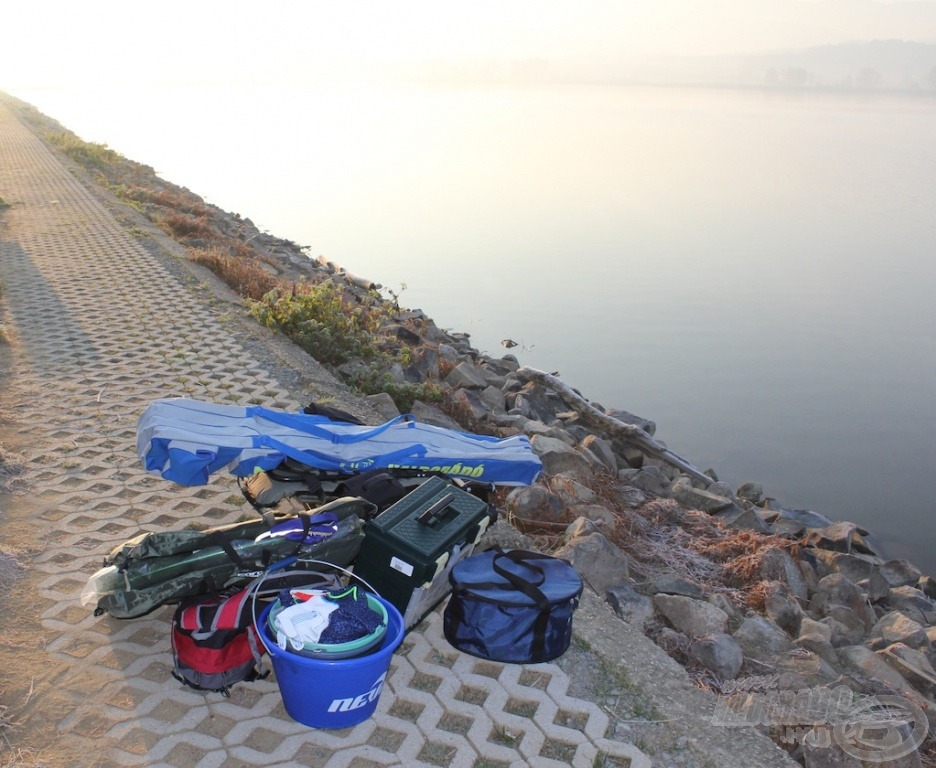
[16,82,936,572]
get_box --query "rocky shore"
[8,93,934,766]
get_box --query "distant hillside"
[736,40,936,90]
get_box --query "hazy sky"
[2,0,936,89]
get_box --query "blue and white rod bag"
[138,398,542,487]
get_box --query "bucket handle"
[248,556,385,656]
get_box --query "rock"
[760,547,810,602]
[886,586,935,624]
[479,385,506,412]
[732,615,794,662]
[867,568,893,603]
[580,434,618,472]
[799,617,833,644]
[618,485,647,508]
[649,574,706,600]
[564,517,599,540]
[505,485,565,523]
[772,517,807,538]
[735,481,764,503]
[409,400,463,430]
[568,504,616,527]
[652,594,729,639]
[775,507,835,529]
[837,644,923,700]
[709,480,734,499]
[670,478,734,513]
[403,346,439,381]
[365,391,401,420]
[918,575,936,600]
[450,388,489,423]
[764,581,804,636]
[880,559,924,588]
[549,476,597,505]
[528,435,596,484]
[512,384,560,424]
[802,520,862,553]
[795,633,838,665]
[606,584,653,628]
[708,593,743,626]
[554,532,629,596]
[818,552,879,584]
[615,444,645,469]
[879,642,936,696]
[822,605,870,647]
[690,634,744,680]
[605,407,656,436]
[810,573,873,625]
[798,556,822,595]
[867,612,932,653]
[628,466,669,495]
[726,507,771,534]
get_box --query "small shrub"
[250,282,381,367]
[46,133,122,171]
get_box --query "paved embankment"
[0,97,795,768]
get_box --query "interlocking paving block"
[0,100,649,768]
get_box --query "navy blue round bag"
[443,548,583,663]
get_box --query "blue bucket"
[258,595,404,728]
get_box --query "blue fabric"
[138,398,542,487]
[443,549,583,663]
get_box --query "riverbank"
[2,91,934,766]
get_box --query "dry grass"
[0,447,25,494]
[188,246,283,301]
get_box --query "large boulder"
[879,559,924,588]
[732,615,794,663]
[505,484,565,523]
[670,477,734,513]
[606,584,653,629]
[867,612,932,653]
[760,547,810,602]
[810,573,874,627]
[764,581,804,636]
[554,532,629,597]
[528,435,596,484]
[690,634,744,681]
[653,594,728,639]
[886,586,935,625]
[878,642,936,696]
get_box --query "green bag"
[82,497,373,619]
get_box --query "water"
[12,82,936,573]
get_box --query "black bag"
[443,548,583,664]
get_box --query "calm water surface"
[14,83,936,572]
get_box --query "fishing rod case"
[443,548,583,663]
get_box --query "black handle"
[417,493,456,526]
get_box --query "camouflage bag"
[82,497,372,619]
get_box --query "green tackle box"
[352,476,496,629]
